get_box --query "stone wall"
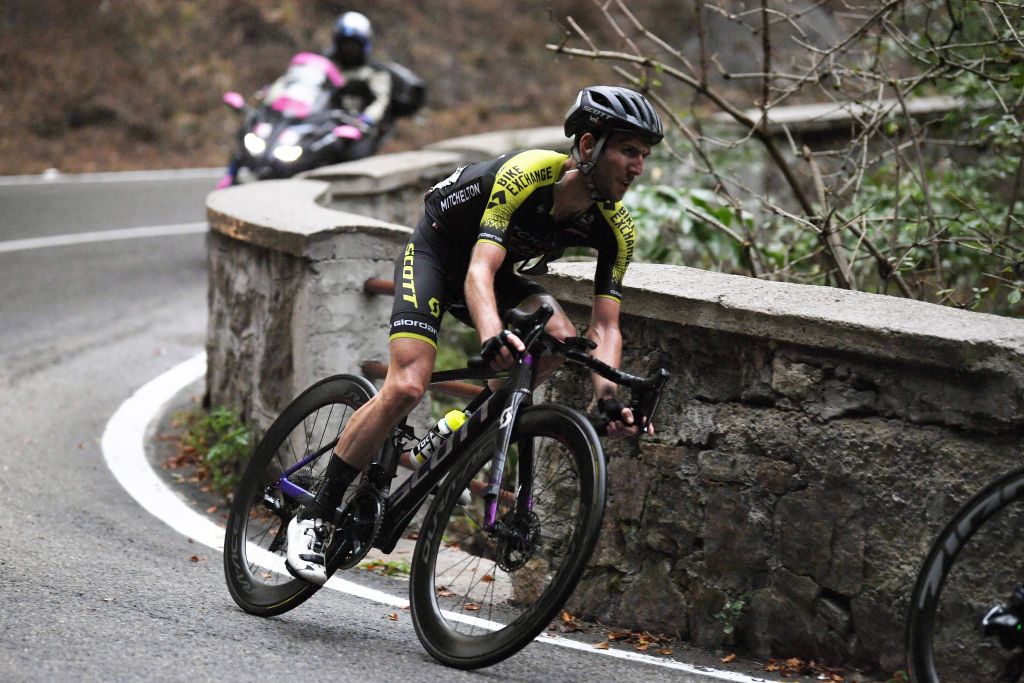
[539,263,1024,672]
[205,125,1024,675]
[205,127,568,432]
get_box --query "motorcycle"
[217,52,384,188]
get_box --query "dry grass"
[0,0,649,174]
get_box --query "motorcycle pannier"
[384,62,426,118]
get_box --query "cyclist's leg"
[287,223,446,583]
[333,223,448,470]
[332,337,435,468]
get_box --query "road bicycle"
[223,304,669,669]
[906,468,1024,681]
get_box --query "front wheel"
[906,467,1024,682]
[409,404,606,669]
[223,374,375,617]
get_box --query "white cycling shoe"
[285,515,331,586]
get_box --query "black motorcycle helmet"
[332,11,373,67]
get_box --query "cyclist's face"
[591,134,651,202]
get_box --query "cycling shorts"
[388,215,546,348]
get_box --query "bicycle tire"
[223,374,376,617]
[907,466,1024,682]
[409,404,606,669]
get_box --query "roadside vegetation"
[555,1,1023,315]
[164,405,251,501]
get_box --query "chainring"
[329,484,386,571]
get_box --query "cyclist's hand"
[479,330,524,370]
[600,399,654,438]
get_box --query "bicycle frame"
[274,303,669,556]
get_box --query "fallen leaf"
[206,505,218,514]
[560,610,575,623]
[722,653,736,664]
[593,641,609,650]
[482,574,494,582]
[437,587,456,598]
[464,603,480,611]
[389,613,399,621]
[658,648,673,656]
[190,555,207,563]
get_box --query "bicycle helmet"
[333,11,373,66]
[564,86,664,146]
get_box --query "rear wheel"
[223,374,375,617]
[409,404,606,669]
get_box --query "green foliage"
[179,406,251,498]
[713,595,748,636]
[630,184,757,273]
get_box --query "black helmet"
[564,85,664,145]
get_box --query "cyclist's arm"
[465,241,508,342]
[589,298,647,436]
[586,296,624,405]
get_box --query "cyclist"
[286,85,664,584]
[327,10,393,160]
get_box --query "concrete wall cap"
[540,261,1024,374]
[302,150,465,195]
[206,178,409,258]
[425,126,570,161]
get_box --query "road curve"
[0,170,777,682]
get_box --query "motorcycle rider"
[328,10,393,161]
[216,10,393,188]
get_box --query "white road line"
[101,352,774,683]
[0,167,222,186]
[0,222,208,254]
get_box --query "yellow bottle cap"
[444,409,467,431]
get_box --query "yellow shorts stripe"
[476,238,506,251]
[389,332,438,349]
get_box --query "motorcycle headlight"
[273,145,303,163]
[243,133,266,155]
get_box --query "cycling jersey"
[389,149,640,347]
[423,149,637,301]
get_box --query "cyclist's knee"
[520,293,575,341]
[381,373,427,412]
[546,316,576,342]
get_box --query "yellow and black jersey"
[422,149,637,301]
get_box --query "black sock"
[301,456,360,522]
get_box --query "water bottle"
[409,409,468,468]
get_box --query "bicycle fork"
[483,354,536,529]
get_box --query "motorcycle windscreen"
[264,52,343,119]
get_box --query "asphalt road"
[0,169,775,682]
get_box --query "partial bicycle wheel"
[907,467,1024,682]
[409,404,606,669]
[223,374,376,617]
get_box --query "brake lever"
[630,368,669,432]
